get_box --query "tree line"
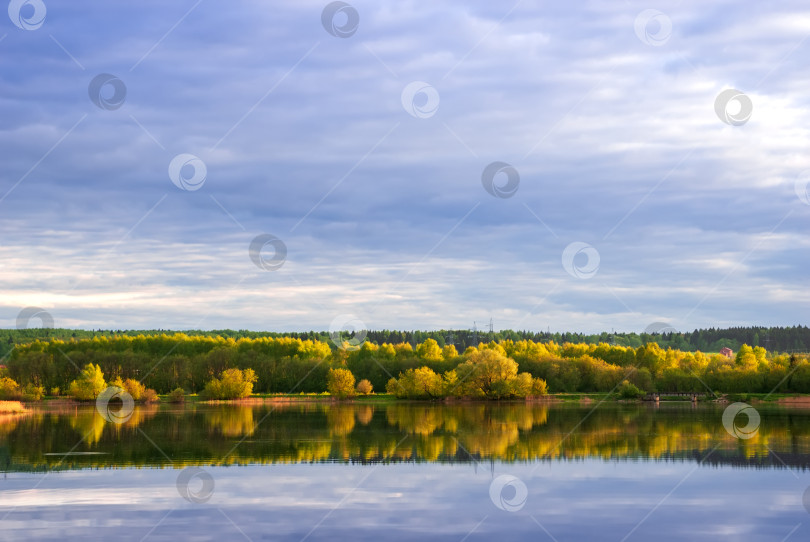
[2,333,810,397]
[2,325,809,361]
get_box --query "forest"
[2,325,808,361]
[2,332,810,397]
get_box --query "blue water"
[1,460,808,541]
[1,402,809,540]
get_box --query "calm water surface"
[1,401,809,541]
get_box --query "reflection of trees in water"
[384,404,550,459]
[3,404,810,470]
[0,412,36,437]
[385,404,547,434]
[69,411,107,446]
[355,405,374,425]
[67,405,161,446]
[122,404,159,429]
[205,406,255,437]
[326,405,356,436]
[386,405,444,436]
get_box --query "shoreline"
[18,392,810,407]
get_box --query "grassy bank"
[25,391,810,406]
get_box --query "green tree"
[618,380,644,399]
[635,343,665,376]
[735,344,754,365]
[22,384,45,401]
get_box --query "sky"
[1,0,809,334]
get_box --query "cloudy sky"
[1,0,809,334]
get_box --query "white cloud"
[1,0,808,332]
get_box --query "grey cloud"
[1,0,809,331]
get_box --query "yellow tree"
[328,368,356,399]
[408,367,443,397]
[442,344,458,361]
[455,349,519,398]
[378,343,397,359]
[203,368,257,399]
[68,363,107,400]
[416,339,443,362]
[356,379,373,395]
[454,350,545,398]
[388,367,443,398]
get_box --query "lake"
[1,400,809,541]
